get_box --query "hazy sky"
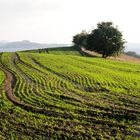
[0,0,140,43]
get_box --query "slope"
[0,52,140,139]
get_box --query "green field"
[25,46,82,56]
[0,49,140,139]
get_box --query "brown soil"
[0,64,20,105]
[0,62,66,117]
[109,54,140,64]
[82,48,140,64]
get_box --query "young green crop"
[0,70,4,86]
[0,52,140,139]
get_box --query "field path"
[0,62,19,105]
[0,60,66,117]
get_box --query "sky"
[0,0,140,44]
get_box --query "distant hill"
[126,43,140,54]
[0,40,70,52]
[125,51,140,59]
[1,40,140,54]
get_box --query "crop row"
[0,52,140,139]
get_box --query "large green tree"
[87,22,125,58]
[72,30,88,48]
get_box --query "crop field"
[0,51,140,139]
[26,47,82,56]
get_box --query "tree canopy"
[73,22,125,58]
[72,30,88,48]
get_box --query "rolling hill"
[0,48,140,139]
[0,40,70,52]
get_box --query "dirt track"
[0,63,21,105]
[0,62,70,117]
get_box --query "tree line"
[73,22,125,58]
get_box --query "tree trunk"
[102,53,108,58]
[102,52,105,58]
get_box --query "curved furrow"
[15,54,87,108]
[1,54,100,119]
[0,56,76,118]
